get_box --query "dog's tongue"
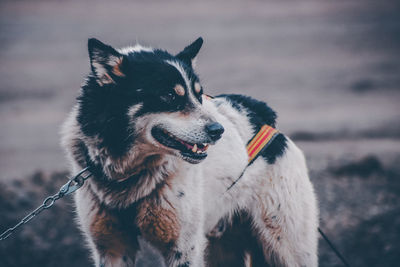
[180,140,195,151]
[179,140,208,153]
[183,142,193,150]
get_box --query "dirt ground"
[0,0,399,266]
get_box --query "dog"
[61,37,319,267]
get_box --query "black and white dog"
[61,37,318,267]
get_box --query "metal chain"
[1,157,350,266]
[0,167,92,241]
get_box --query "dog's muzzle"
[151,122,224,164]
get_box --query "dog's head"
[77,37,224,173]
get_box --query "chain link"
[0,167,92,241]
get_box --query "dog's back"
[198,94,318,266]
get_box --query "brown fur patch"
[194,83,201,94]
[101,73,114,85]
[136,198,180,247]
[91,209,128,258]
[174,84,185,96]
[89,205,141,265]
[107,149,164,181]
[263,216,281,234]
[112,59,125,77]
[258,199,282,238]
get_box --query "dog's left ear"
[176,37,203,68]
[88,38,125,85]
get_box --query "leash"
[319,227,351,267]
[226,125,279,192]
[224,122,352,267]
[0,167,92,241]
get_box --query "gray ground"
[0,0,399,266]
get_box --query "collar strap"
[203,95,279,163]
[225,124,279,192]
[246,125,279,164]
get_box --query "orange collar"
[247,125,279,163]
[203,95,279,163]
[225,124,279,192]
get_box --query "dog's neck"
[80,140,178,209]
[62,109,179,209]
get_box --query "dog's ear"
[88,38,125,85]
[176,37,203,68]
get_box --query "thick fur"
[61,37,319,267]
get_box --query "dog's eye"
[162,92,176,102]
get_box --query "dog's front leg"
[75,190,139,267]
[90,207,140,267]
[136,197,206,267]
[249,181,318,266]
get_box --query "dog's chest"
[136,165,204,248]
[136,198,181,248]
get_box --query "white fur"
[165,60,190,89]
[117,44,153,55]
[201,98,319,266]
[244,252,252,267]
[165,60,201,105]
[61,95,318,266]
[198,98,318,266]
[127,103,143,117]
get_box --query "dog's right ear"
[88,38,125,85]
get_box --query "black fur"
[217,94,287,164]
[177,191,185,198]
[77,38,203,157]
[206,211,270,267]
[176,37,203,68]
[174,251,182,260]
[72,38,294,267]
[88,38,121,77]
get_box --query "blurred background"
[0,0,399,266]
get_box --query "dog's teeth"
[192,144,198,153]
[203,144,209,151]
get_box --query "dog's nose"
[205,122,224,141]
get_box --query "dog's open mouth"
[151,127,209,163]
